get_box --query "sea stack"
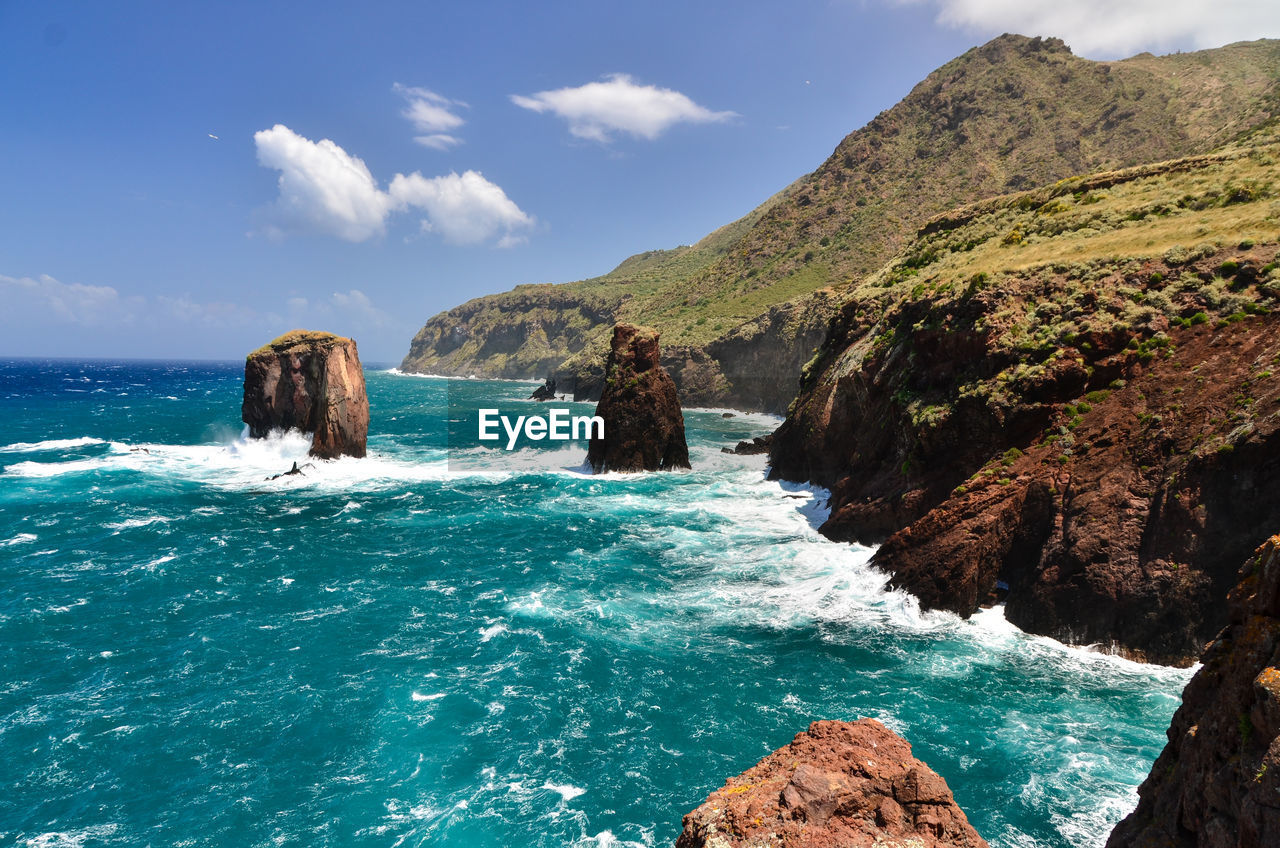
[676,719,989,848]
[242,330,369,459]
[586,323,690,473]
[1107,535,1280,847]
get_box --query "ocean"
[0,359,1191,847]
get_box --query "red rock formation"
[242,330,369,460]
[771,245,1280,664]
[676,719,988,848]
[587,324,690,473]
[1107,536,1280,847]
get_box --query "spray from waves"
[0,437,107,453]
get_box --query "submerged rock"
[721,433,774,455]
[242,330,369,459]
[530,378,557,401]
[1107,535,1280,847]
[676,719,988,848]
[587,324,690,473]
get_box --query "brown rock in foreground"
[587,324,690,473]
[676,719,988,848]
[242,330,369,459]
[1107,536,1280,847]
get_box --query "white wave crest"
[0,437,106,453]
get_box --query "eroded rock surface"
[1108,536,1280,847]
[587,324,690,473]
[675,719,988,848]
[242,330,369,459]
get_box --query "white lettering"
[502,415,525,450]
[478,409,500,441]
[478,408,605,449]
[548,408,569,439]
[573,415,604,440]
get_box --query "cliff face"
[771,131,1280,663]
[587,324,691,473]
[676,719,988,848]
[403,37,1280,412]
[1108,536,1280,846]
[242,330,369,460]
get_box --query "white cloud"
[510,74,736,142]
[330,289,390,326]
[0,273,134,325]
[894,0,1280,58]
[1,273,393,341]
[393,84,467,150]
[254,124,392,242]
[415,133,464,151]
[388,170,534,245]
[253,124,533,246]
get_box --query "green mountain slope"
[402,35,1280,411]
[770,120,1280,662]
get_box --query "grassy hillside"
[403,35,1280,410]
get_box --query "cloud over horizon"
[252,124,533,246]
[893,0,1280,58]
[394,83,467,150]
[511,74,736,142]
[1,271,394,355]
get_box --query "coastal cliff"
[587,324,690,473]
[1108,535,1280,846]
[769,126,1280,664]
[402,37,1280,412]
[242,330,369,459]
[676,719,988,848]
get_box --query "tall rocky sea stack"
[1108,535,1280,847]
[242,330,369,459]
[676,719,988,848]
[587,324,690,473]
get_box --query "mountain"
[402,35,1280,412]
[769,119,1280,664]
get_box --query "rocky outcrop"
[1107,536,1280,846]
[587,324,690,473]
[242,330,369,460]
[675,719,988,848]
[722,434,774,456]
[769,122,1280,663]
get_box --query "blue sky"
[3,1,1278,363]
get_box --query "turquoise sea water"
[0,360,1192,848]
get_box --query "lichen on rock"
[675,719,988,848]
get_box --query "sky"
[3,1,1279,363]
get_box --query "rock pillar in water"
[242,330,369,459]
[586,323,690,473]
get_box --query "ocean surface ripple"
[0,360,1191,847]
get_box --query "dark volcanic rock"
[675,719,988,848]
[530,378,556,401]
[721,433,774,455]
[242,330,369,460]
[587,324,690,473]
[1107,536,1280,847]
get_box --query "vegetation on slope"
[404,35,1280,410]
[769,123,1280,662]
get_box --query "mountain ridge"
[402,35,1280,411]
